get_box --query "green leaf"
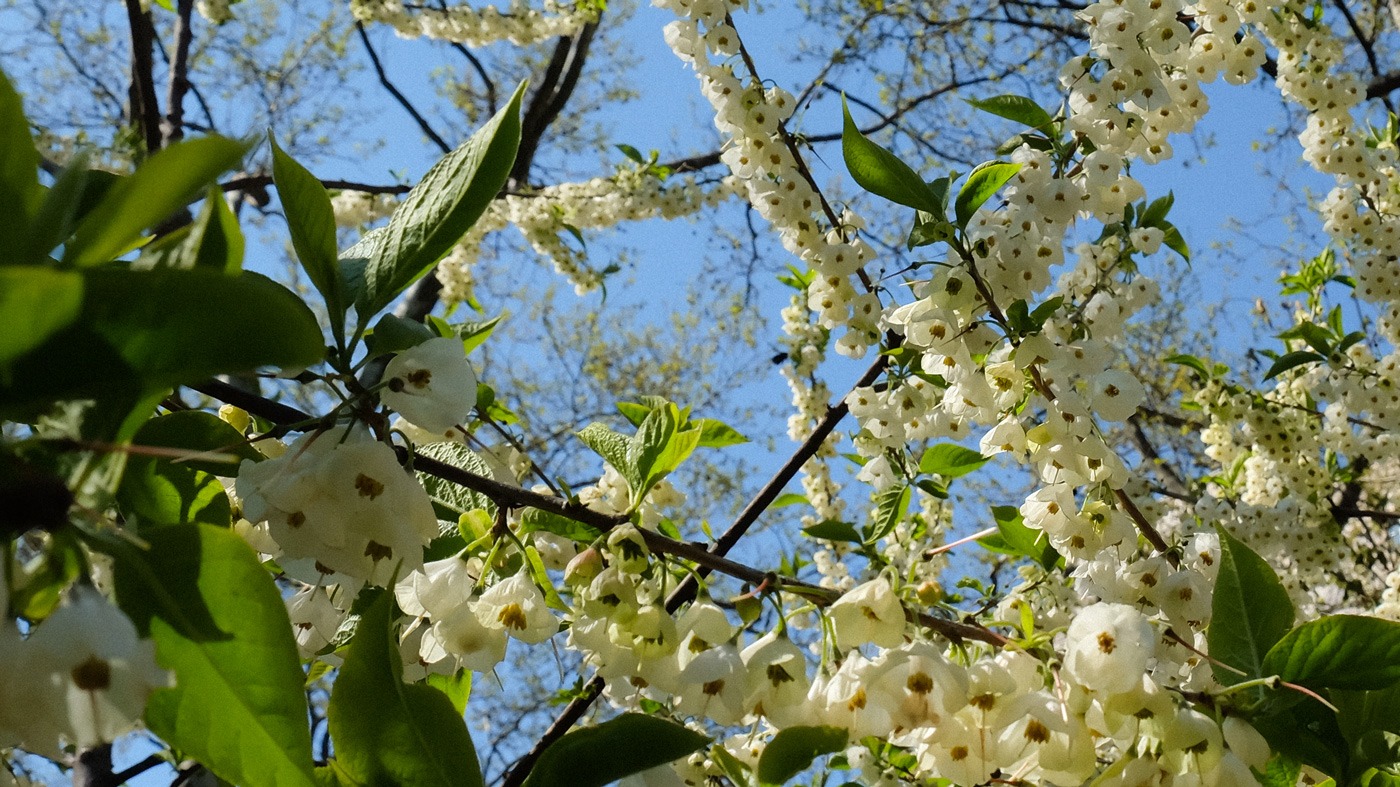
[122,410,263,476]
[1162,222,1190,263]
[425,670,472,716]
[918,443,990,479]
[521,713,708,787]
[0,266,83,364]
[842,97,941,214]
[964,95,1055,131]
[116,524,317,787]
[1263,615,1400,690]
[770,492,808,509]
[358,82,525,318]
[803,519,863,544]
[519,507,604,543]
[695,418,749,448]
[270,134,345,336]
[757,726,849,786]
[1262,351,1325,381]
[64,135,249,268]
[1256,755,1301,787]
[954,161,1021,227]
[136,185,245,273]
[367,313,436,356]
[415,443,497,519]
[1165,353,1211,378]
[1209,528,1295,684]
[23,155,103,263]
[1140,192,1175,227]
[578,422,641,494]
[0,68,40,248]
[329,592,484,787]
[986,505,1060,570]
[865,484,911,544]
[617,401,650,427]
[0,269,324,418]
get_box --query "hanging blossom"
[350,0,601,47]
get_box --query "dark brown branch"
[220,174,411,195]
[449,42,498,115]
[123,0,163,155]
[1127,414,1191,498]
[512,21,600,185]
[356,22,452,155]
[161,0,196,147]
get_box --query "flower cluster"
[350,0,601,47]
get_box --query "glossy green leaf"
[367,313,435,356]
[1263,350,1325,380]
[1140,192,1175,227]
[63,135,249,267]
[1209,528,1294,684]
[270,134,345,336]
[802,519,863,544]
[358,82,524,318]
[328,592,484,787]
[137,185,244,272]
[0,69,40,250]
[116,524,316,787]
[0,266,83,364]
[426,670,472,716]
[1162,222,1190,263]
[954,161,1020,227]
[1263,615,1400,690]
[964,94,1055,131]
[22,154,102,263]
[519,507,604,543]
[985,505,1061,570]
[757,726,849,786]
[695,418,748,448]
[842,97,941,214]
[865,484,911,544]
[124,410,264,476]
[521,713,708,787]
[918,443,990,478]
[0,269,323,417]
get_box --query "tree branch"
[512,21,600,186]
[356,21,452,155]
[161,0,196,147]
[123,0,163,155]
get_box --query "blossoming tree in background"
[4,0,1400,785]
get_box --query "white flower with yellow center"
[474,572,558,644]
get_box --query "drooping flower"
[1064,602,1155,695]
[23,588,168,750]
[828,577,906,651]
[474,571,558,644]
[381,337,478,437]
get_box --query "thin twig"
[356,21,452,154]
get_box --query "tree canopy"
[4,0,1400,785]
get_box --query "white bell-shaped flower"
[828,577,906,651]
[1064,602,1155,695]
[474,572,558,644]
[381,337,478,437]
[25,588,168,750]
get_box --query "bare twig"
[356,21,452,154]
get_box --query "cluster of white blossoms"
[437,163,735,299]
[657,0,881,359]
[351,0,600,47]
[0,585,166,758]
